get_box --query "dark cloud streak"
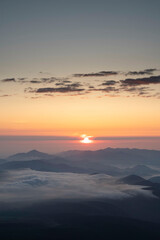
[120,75,160,86]
[73,71,118,77]
[1,78,16,82]
[101,80,117,86]
[36,86,85,93]
[126,69,157,76]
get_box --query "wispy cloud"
[36,86,85,93]
[73,71,118,77]
[0,170,154,203]
[1,78,16,82]
[126,68,157,76]
[0,94,12,97]
[100,86,119,93]
[18,78,27,81]
[30,80,42,84]
[100,80,117,86]
[1,68,160,98]
[120,75,160,86]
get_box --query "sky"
[0,0,160,139]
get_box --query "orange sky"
[1,0,160,138]
[0,88,160,137]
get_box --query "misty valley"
[0,148,160,239]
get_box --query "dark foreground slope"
[0,215,160,240]
[0,197,160,240]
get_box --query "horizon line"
[0,135,160,141]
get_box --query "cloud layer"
[1,68,160,98]
[0,170,154,204]
[120,75,160,86]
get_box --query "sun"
[80,135,93,144]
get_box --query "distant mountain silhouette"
[7,150,54,161]
[59,148,160,168]
[149,176,160,184]
[0,159,85,173]
[123,165,159,176]
[119,175,160,198]
[0,150,88,173]
[119,175,153,186]
[1,148,160,176]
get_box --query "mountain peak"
[28,149,39,153]
[27,150,42,154]
[7,149,52,161]
[121,175,145,183]
[119,175,153,186]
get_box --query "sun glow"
[81,135,93,144]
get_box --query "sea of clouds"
[0,170,155,205]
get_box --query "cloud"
[126,68,157,76]
[24,87,35,93]
[101,87,119,92]
[55,80,72,86]
[0,170,155,204]
[0,135,80,141]
[67,82,83,88]
[1,78,16,82]
[122,86,150,93]
[1,68,160,99]
[39,71,50,75]
[101,80,117,86]
[55,82,66,86]
[40,77,57,83]
[63,80,72,83]
[24,84,86,95]
[40,77,70,84]
[0,94,12,97]
[73,71,118,77]
[120,75,160,86]
[30,80,42,84]
[88,81,157,97]
[88,86,119,93]
[36,86,85,93]
[18,78,27,81]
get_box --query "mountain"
[119,175,160,198]
[119,175,153,186]
[0,150,87,173]
[3,148,160,176]
[7,150,54,161]
[59,148,160,168]
[0,159,85,173]
[0,159,6,165]
[123,165,159,176]
[149,176,160,184]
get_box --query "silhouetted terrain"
[0,197,160,240]
[0,148,160,176]
[119,174,154,186]
[60,148,160,168]
[149,176,160,183]
[0,148,160,239]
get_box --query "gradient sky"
[1,0,160,137]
